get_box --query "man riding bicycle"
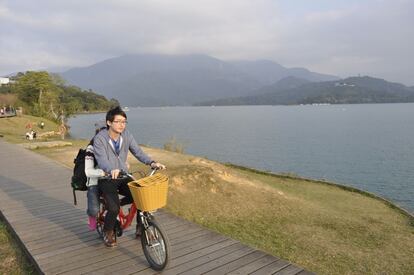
[93,106,165,247]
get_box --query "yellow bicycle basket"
[128,173,169,211]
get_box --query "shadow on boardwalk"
[0,174,150,271]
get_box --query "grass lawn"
[0,221,37,274]
[0,114,61,143]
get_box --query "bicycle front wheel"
[141,218,170,271]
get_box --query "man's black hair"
[106,106,127,129]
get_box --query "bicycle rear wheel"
[141,218,170,271]
[96,204,105,238]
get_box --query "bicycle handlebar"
[99,167,162,181]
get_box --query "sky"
[1,0,413,85]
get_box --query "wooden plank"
[32,217,183,255]
[0,189,74,205]
[170,231,227,254]
[160,243,248,275]
[40,220,204,270]
[6,206,83,222]
[0,188,74,202]
[0,197,71,210]
[109,236,235,275]
[27,227,94,250]
[30,231,100,255]
[15,220,88,242]
[129,240,240,275]
[0,186,68,197]
[34,217,183,261]
[274,264,304,275]
[44,221,212,274]
[14,214,86,230]
[171,235,231,260]
[250,260,291,275]
[179,244,255,275]
[112,240,236,274]
[204,250,268,275]
[59,248,148,275]
[48,240,147,274]
[227,254,281,274]
[28,217,182,252]
[23,223,90,245]
[38,231,138,268]
[130,240,243,274]
[0,196,76,210]
[10,209,86,228]
[17,219,88,241]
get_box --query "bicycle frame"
[118,202,138,230]
[96,168,169,270]
[106,168,158,231]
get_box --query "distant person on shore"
[25,121,32,130]
[59,123,67,139]
[25,130,36,140]
[40,121,45,129]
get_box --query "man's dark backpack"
[71,148,88,205]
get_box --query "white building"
[0,77,10,85]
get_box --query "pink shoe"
[88,216,97,231]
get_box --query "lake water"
[68,104,414,213]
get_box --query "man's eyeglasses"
[112,120,128,125]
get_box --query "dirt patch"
[218,169,286,194]
[189,157,215,166]
[21,141,72,149]
[170,176,187,193]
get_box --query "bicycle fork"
[139,212,161,247]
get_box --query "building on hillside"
[0,77,10,85]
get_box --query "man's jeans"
[98,178,133,232]
[87,185,100,217]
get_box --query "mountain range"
[197,76,414,106]
[60,54,339,106]
[61,54,414,107]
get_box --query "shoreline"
[225,163,414,220]
[73,110,107,115]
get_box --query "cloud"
[272,0,414,84]
[0,0,413,84]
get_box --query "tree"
[14,71,56,116]
[11,71,117,124]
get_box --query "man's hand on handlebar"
[111,169,121,179]
[150,162,166,170]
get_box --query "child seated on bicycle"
[85,142,104,230]
[84,126,107,230]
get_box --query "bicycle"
[96,168,170,271]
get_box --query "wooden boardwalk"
[0,140,313,275]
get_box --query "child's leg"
[87,186,100,230]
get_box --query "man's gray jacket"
[93,128,153,173]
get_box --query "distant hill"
[196,76,414,106]
[61,54,338,106]
[229,60,338,85]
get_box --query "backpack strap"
[73,189,77,205]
